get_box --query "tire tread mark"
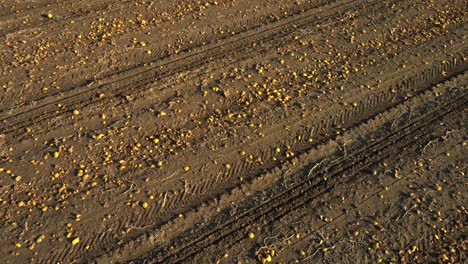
[150,52,466,216]
[0,0,386,138]
[154,80,467,263]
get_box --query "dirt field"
[0,0,466,263]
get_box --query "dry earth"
[0,0,466,263]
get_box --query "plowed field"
[0,0,466,263]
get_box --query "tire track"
[1,1,464,262]
[144,45,466,219]
[243,130,465,264]
[143,74,467,263]
[2,43,464,263]
[1,2,454,153]
[4,0,460,150]
[95,68,466,263]
[0,0,335,114]
[99,16,464,165]
[0,0,337,113]
[0,0,386,140]
[10,30,466,264]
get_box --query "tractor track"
[0,0,392,140]
[1,18,466,264]
[0,0,339,111]
[2,57,463,263]
[0,0,336,114]
[198,109,467,263]
[0,1,466,263]
[2,1,465,153]
[111,49,467,224]
[140,73,467,264]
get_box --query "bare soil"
[0,0,466,263]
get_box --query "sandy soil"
[0,0,466,263]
